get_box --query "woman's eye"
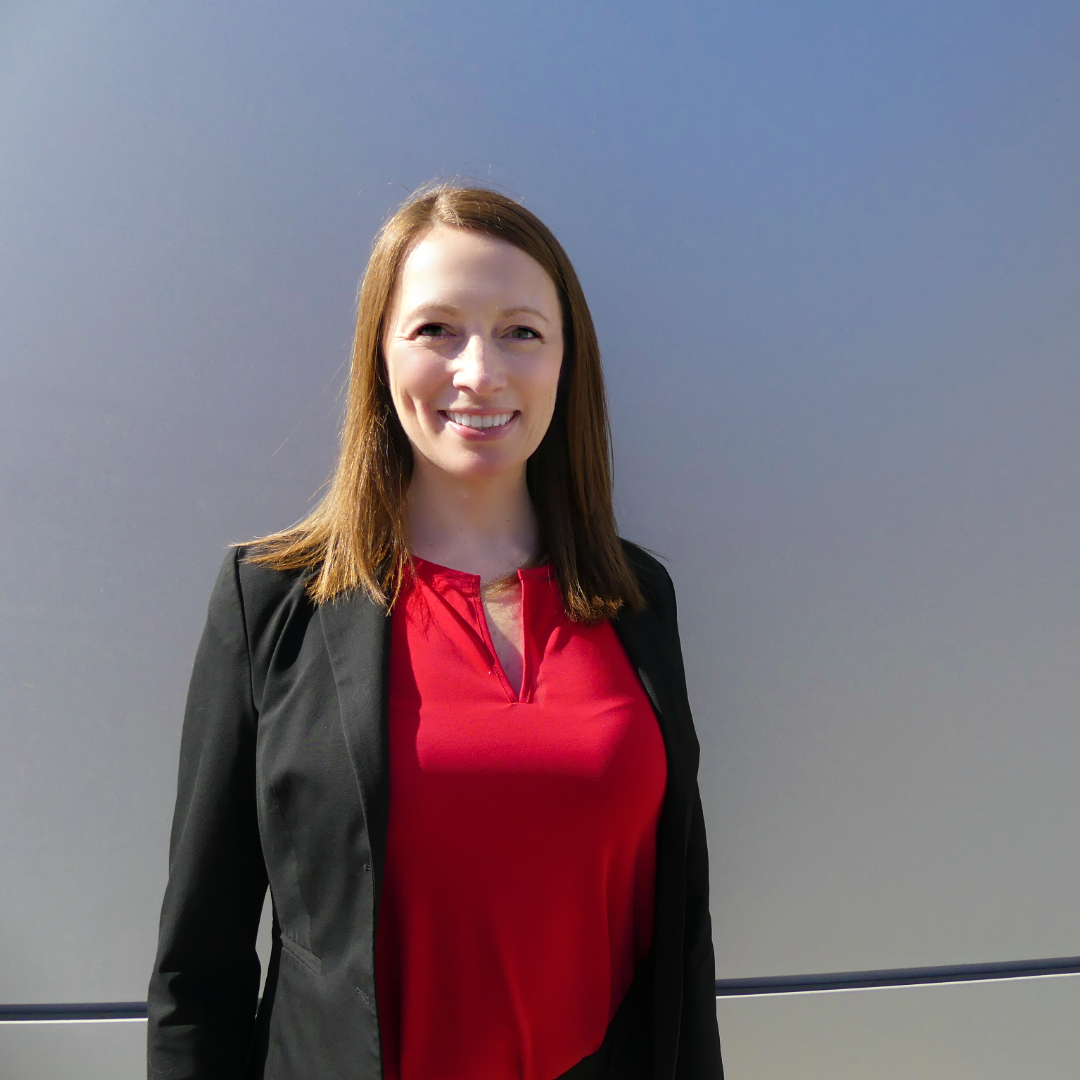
[507,326,540,340]
[415,323,449,338]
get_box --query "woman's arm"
[678,790,724,1078]
[147,549,268,1079]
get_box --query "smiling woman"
[381,224,568,689]
[147,185,723,1080]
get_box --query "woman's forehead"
[395,225,559,312]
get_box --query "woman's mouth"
[441,410,518,434]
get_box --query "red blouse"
[375,558,667,1080]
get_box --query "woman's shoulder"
[204,544,315,628]
[617,538,677,614]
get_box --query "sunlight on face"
[383,225,564,485]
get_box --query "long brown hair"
[247,183,643,622]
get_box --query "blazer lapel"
[613,602,695,1080]
[612,606,694,802]
[318,590,393,901]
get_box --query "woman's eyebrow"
[498,306,552,323]
[401,302,462,320]
[402,303,553,324]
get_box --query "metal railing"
[713,955,1080,996]
[3,955,1079,1020]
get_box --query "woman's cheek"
[395,352,447,421]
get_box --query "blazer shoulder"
[204,545,314,647]
[233,544,311,608]
[619,537,676,611]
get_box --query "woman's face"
[383,224,564,485]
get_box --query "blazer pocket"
[279,932,323,975]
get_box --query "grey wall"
[2,0,1078,1013]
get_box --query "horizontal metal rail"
[3,956,1079,1020]
[714,955,1080,996]
[1,1001,147,1021]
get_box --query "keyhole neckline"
[409,554,553,593]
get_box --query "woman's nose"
[453,333,506,393]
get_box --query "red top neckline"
[409,555,553,704]
[409,554,554,590]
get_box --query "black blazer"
[148,541,723,1079]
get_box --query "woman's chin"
[420,447,529,485]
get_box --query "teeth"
[446,412,514,429]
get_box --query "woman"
[147,185,723,1080]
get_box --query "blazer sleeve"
[147,549,269,1080]
[655,564,725,1079]
[679,791,724,1078]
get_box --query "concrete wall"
[2,0,1078,1073]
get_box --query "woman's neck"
[405,461,539,582]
